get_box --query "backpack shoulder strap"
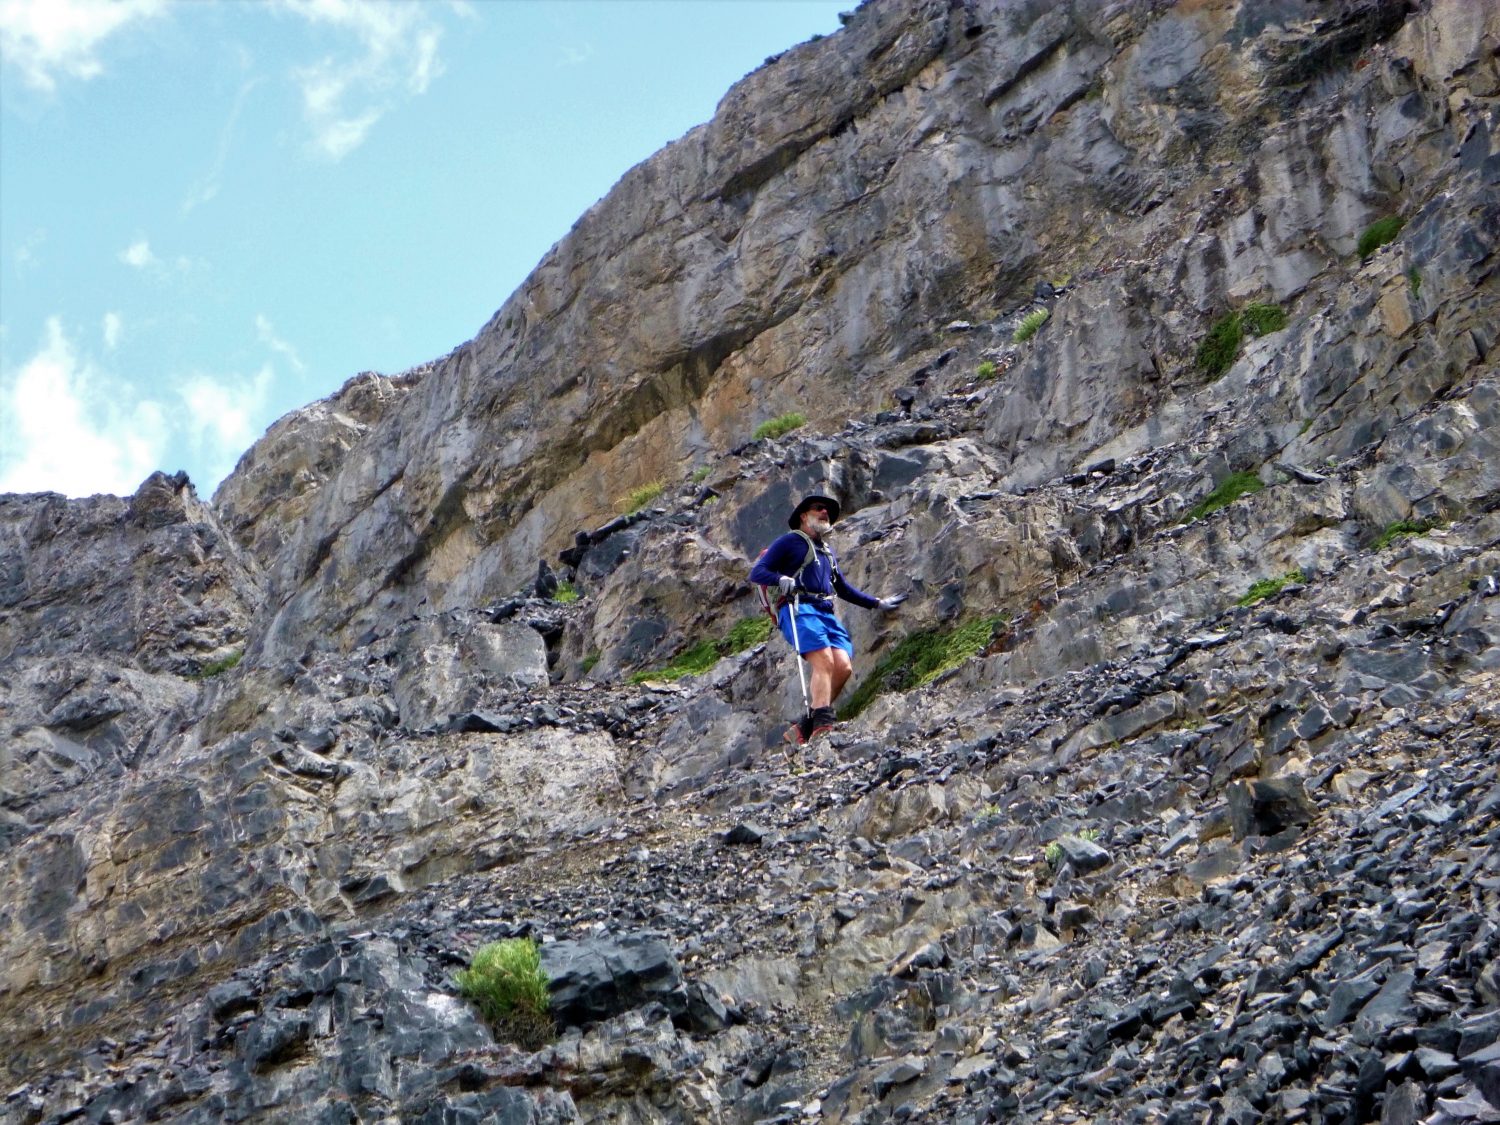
[790,531,818,581]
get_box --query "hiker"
[750,494,906,744]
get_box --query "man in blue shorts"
[750,494,906,744]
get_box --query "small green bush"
[630,615,774,683]
[839,614,1005,719]
[1374,517,1438,550]
[1013,308,1050,343]
[1045,828,1100,868]
[1196,311,1245,379]
[752,412,807,442]
[1408,267,1422,297]
[976,360,997,380]
[455,938,554,1049]
[1241,302,1287,337]
[581,651,600,673]
[1183,471,1265,523]
[1237,569,1305,608]
[194,651,243,679]
[553,580,579,604]
[1357,215,1405,258]
[690,466,711,484]
[620,480,664,514]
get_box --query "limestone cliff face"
[2,2,1499,1123]
[246,0,1473,661]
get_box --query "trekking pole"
[786,591,812,724]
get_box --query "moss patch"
[1374,517,1438,550]
[1196,303,1287,380]
[839,614,1005,719]
[1237,569,1305,608]
[630,615,774,683]
[1183,471,1265,523]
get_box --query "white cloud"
[255,313,305,373]
[119,238,157,269]
[0,0,166,93]
[278,0,448,160]
[183,76,264,214]
[179,365,273,485]
[102,311,122,349]
[0,318,277,498]
[13,228,45,273]
[0,317,166,496]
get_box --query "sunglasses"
[808,504,830,513]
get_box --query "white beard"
[807,516,832,538]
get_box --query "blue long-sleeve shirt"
[750,531,879,610]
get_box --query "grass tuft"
[455,938,554,1050]
[1241,302,1287,337]
[553,580,579,604]
[1182,471,1265,523]
[752,412,807,442]
[1357,215,1405,258]
[1013,308,1050,343]
[1237,569,1305,608]
[1196,311,1244,379]
[630,615,774,683]
[581,651,600,673]
[690,466,711,484]
[839,614,1005,719]
[1407,267,1422,297]
[976,360,997,380]
[619,480,664,514]
[193,651,243,679]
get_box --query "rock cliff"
[2,1,1498,1122]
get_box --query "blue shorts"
[778,601,853,657]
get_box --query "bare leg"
[803,647,854,709]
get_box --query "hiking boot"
[807,707,837,740]
[782,715,812,745]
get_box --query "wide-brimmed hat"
[788,494,841,529]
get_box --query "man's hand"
[878,593,908,611]
[778,575,797,595]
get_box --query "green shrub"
[1357,215,1405,258]
[194,651,242,679]
[1196,311,1244,379]
[581,651,600,673]
[1182,471,1265,523]
[1241,302,1287,337]
[1045,828,1100,868]
[839,614,1005,719]
[553,580,579,604]
[455,938,554,1049]
[1013,308,1050,343]
[1237,569,1305,608]
[1408,267,1422,297]
[630,615,774,683]
[976,360,997,380]
[620,480,664,514]
[752,412,807,442]
[1374,517,1438,550]
[690,466,711,484]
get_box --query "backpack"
[754,531,828,622]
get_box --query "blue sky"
[0,0,850,498]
